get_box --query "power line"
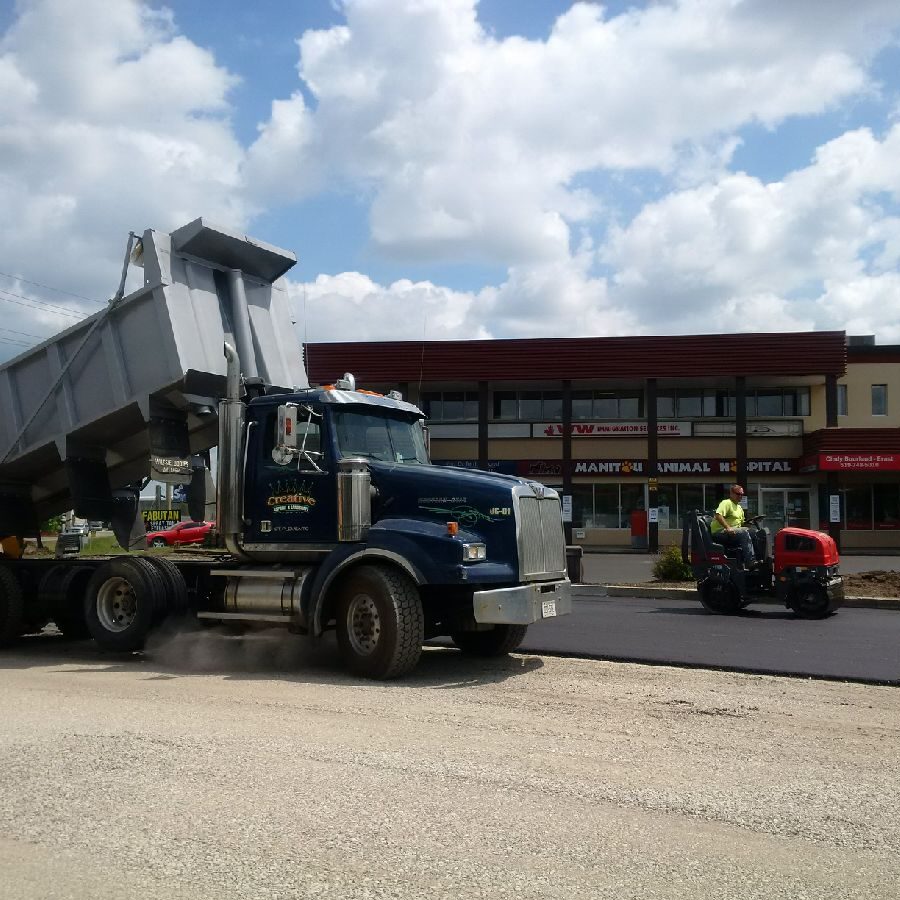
[0,324,48,341]
[0,286,88,320]
[0,269,105,307]
[0,335,33,349]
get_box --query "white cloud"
[0,0,244,322]
[602,125,900,335]
[252,0,900,266]
[291,272,489,343]
[2,0,900,359]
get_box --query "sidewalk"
[578,551,900,609]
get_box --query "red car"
[146,520,214,548]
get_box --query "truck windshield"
[332,409,429,464]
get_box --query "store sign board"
[817,453,900,471]
[693,420,803,437]
[573,458,796,475]
[142,509,181,531]
[536,422,692,438]
[437,457,798,476]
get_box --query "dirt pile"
[844,570,900,598]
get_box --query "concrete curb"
[572,583,900,610]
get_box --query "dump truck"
[0,219,572,678]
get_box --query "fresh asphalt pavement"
[512,593,900,685]
[580,550,900,587]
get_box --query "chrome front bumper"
[473,579,572,625]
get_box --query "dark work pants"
[716,527,756,566]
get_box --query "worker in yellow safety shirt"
[710,484,757,569]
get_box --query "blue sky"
[1,0,900,357]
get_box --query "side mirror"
[272,403,323,471]
[273,403,299,464]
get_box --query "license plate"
[541,599,557,618]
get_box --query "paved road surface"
[581,551,900,586]
[514,595,900,684]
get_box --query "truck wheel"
[335,565,424,679]
[0,565,25,646]
[84,558,165,651]
[40,565,92,639]
[451,625,529,657]
[141,557,189,622]
[699,578,742,615]
[789,585,835,620]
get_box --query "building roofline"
[307,331,848,383]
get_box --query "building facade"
[307,332,900,552]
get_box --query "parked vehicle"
[146,521,214,548]
[682,510,844,618]
[0,219,571,677]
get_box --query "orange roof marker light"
[447,522,459,536]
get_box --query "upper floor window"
[572,390,643,420]
[658,387,810,418]
[494,390,561,421]
[421,391,479,421]
[837,384,848,417]
[872,384,888,416]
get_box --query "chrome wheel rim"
[96,577,137,632]
[347,592,381,656]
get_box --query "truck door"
[242,404,338,545]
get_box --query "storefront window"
[593,485,620,528]
[874,485,900,529]
[621,484,644,530]
[844,486,873,529]
[570,485,594,528]
[655,485,675,530]
[677,484,705,520]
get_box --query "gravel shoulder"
[1,637,898,899]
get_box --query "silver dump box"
[0,219,307,533]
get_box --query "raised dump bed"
[0,219,306,534]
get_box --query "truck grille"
[517,494,567,580]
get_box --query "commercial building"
[307,332,900,552]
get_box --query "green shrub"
[652,545,693,582]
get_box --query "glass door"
[760,489,810,531]
[786,490,810,529]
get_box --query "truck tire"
[40,565,93,639]
[699,578,742,615]
[451,625,528,657]
[141,557,189,622]
[789,585,836,620]
[84,557,166,651]
[335,564,424,679]
[0,565,25,646]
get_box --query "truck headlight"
[462,542,487,562]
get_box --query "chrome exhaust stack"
[217,342,250,559]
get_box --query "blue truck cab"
[216,372,572,678]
